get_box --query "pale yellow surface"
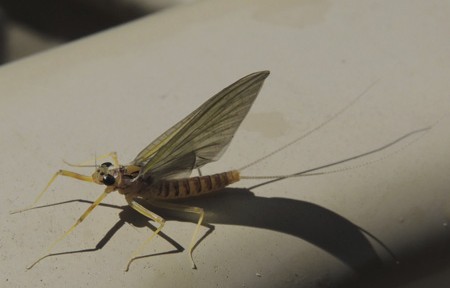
[1,1,450,287]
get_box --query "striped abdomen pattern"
[147,170,240,200]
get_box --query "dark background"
[0,0,190,64]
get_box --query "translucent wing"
[132,70,270,180]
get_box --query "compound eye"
[103,174,115,186]
[101,162,113,168]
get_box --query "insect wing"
[133,70,270,180]
[132,99,202,166]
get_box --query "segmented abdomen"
[147,170,240,200]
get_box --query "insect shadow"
[32,185,394,281]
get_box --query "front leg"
[11,169,94,214]
[11,152,120,214]
[64,151,120,168]
[27,187,114,269]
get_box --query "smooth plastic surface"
[1,1,450,287]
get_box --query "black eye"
[103,174,115,186]
[101,162,113,168]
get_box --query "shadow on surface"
[21,185,450,287]
[29,188,393,284]
[146,188,450,287]
[171,188,390,283]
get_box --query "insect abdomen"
[150,170,240,200]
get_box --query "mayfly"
[13,70,433,271]
[16,71,271,271]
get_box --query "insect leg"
[64,151,120,167]
[150,201,205,269]
[11,170,94,214]
[27,187,113,269]
[125,196,166,272]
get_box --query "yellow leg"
[150,201,205,269]
[125,196,166,271]
[11,170,94,214]
[27,187,114,269]
[64,151,119,168]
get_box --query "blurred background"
[0,0,194,64]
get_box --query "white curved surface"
[1,1,450,287]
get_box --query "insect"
[14,70,432,271]
[16,71,271,271]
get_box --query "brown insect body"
[139,170,240,200]
[98,165,240,200]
